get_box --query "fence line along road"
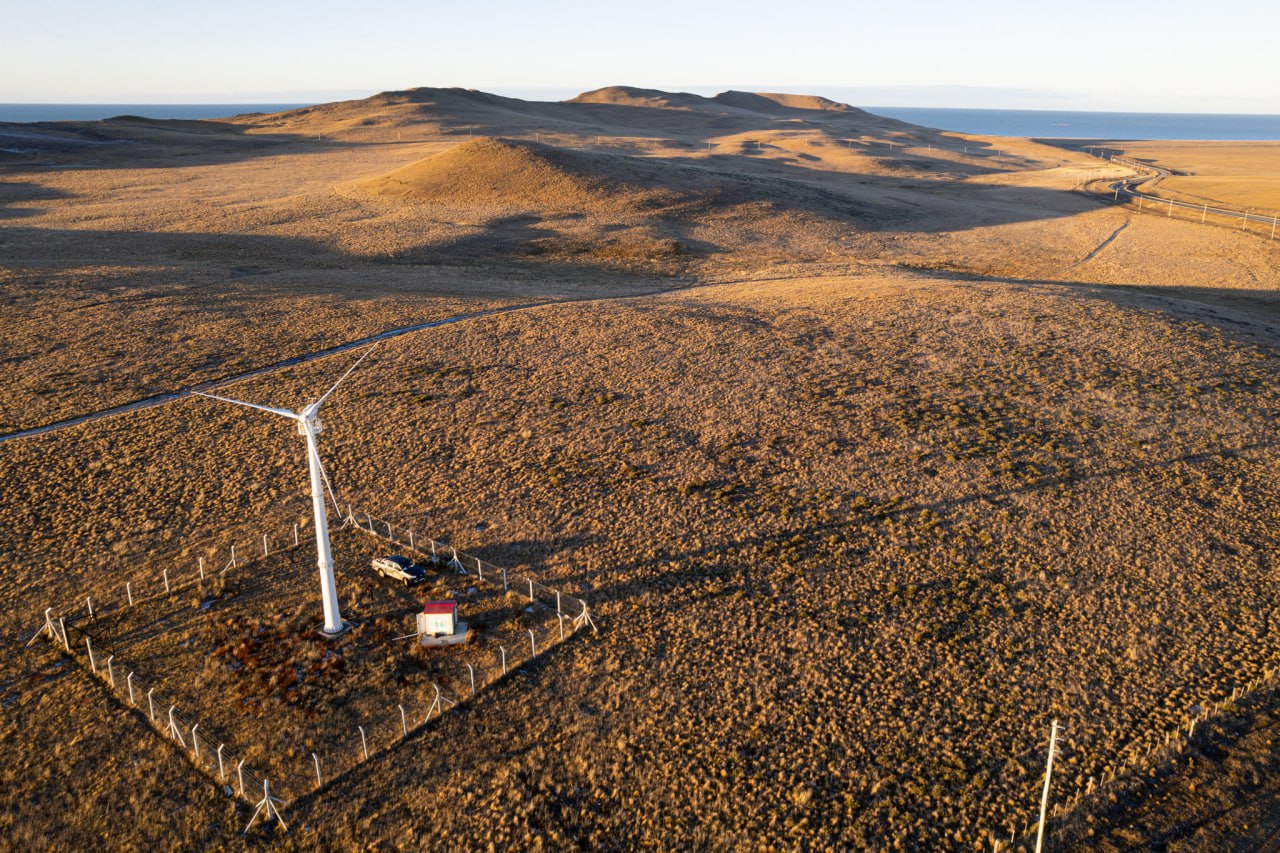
[1082,147,1279,239]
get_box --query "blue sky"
[3,0,1276,112]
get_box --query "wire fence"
[984,652,1280,850]
[1085,150,1280,239]
[26,507,597,831]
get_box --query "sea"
[865,107,1280,141]
[0,104,308,122]
[3,103,1279,141]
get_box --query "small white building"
[418,600,458,637]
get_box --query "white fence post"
[126,672,135,705]
[312,752,322,788]
[86,636,96,673]
[528,578,534,601]
[231,544,237,569]
[237,759,246,796]
[359,726,369,760]
[126,581,133,605]
[500,646,507,675]
[467,664,475,696]
[502,567,508,592]
[86,596,93,619]
[294,523,299,546]
[163,569,170,594]
[410,531,415,552]
[217,743,226,781]
[192,724,200,761]
[387,521,394,541]
[1035,719,1062,853]
[167,706,185,746]
[263,534,269,557]
[147,687,156,721]
[106,655,114,687]
[559,614,566,641]
[399,704,408,738]
[199,556,205,581]
[59,618,68,650]
[556,590,562,617]
[529,629,537,657]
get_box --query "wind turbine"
[194,346,376,638]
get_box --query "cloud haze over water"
[3,0,1275,113]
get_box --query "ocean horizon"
[2,102,1279,141]
[865,107,1280,141]
[0,103,309,123]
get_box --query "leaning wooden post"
[1035,719,1062,853]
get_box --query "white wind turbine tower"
[194,347,376,638]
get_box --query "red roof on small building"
[422,601,457,615]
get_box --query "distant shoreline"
[0,103,310,123]
[3,102,1278,141]
[866,106,1280,141]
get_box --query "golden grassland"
[2,86,1280,849]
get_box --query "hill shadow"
[0,117,348,171]
[0,181,73,218]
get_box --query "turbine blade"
[301,420,344,518]
[313,344,378,410]
[192,391,296,419]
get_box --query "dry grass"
[3,86,1280,849]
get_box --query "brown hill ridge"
[567,86,712,110]
[353,136,715,212]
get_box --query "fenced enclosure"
[28,507,596,828]
[25,496,1280,846]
